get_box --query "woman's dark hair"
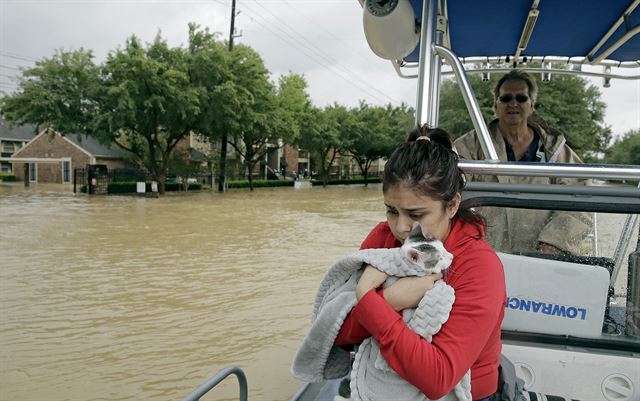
[382,125,485,235]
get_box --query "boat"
[182,1,640,400]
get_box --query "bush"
[80,181,202,194]
[164,182,202,191]
[311,177,382,186]
[226,179,295,189]
[0,173,17,182]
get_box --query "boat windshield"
[478,203,639,345]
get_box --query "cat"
[332,226,455,401]
[401,224,453,275]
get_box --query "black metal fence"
[74,166,214,193]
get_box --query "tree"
[90,34,206,194]
[1,26,240,195]
[438,73,495,138]
[346,102,414,186]
[0,49,99,135]
[438,65,611,160]
[186,23,236,181]
[606,129,640,165]
[275,73,312,142]
[225,46,310,190]
[167,149,209,191]
[297,104,349,187]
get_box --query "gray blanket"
[291,248,471,401]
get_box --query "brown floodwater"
[0,183,635,401]
[0,183,386,401]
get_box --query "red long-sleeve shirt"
[336,218,506,400]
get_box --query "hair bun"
[407,126,453,150]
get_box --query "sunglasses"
[498,94,530,103]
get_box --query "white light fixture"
[603,66,612,88]
[542,62,551,82]
[363,0,419,60]
[482,63,490,81]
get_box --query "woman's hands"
[356,265,444,311]
[383,274,443,311]
[356,265,389,301]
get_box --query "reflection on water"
[0,184,635,401]
[0,183,385,401]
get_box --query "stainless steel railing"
[181,365,248,401]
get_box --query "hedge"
[311,177,382,186]
[79,177,380,194]
[0,173,17,182]
[80,181,202,194]
[226,179,295,189]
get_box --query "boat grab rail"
[181,365,248,401]
[432,44,498,160]
[458,160,640,181]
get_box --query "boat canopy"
[359,0,640,177]
[402,0,640,65]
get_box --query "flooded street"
[0,183,386,401]
[0,183,636,401]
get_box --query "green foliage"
[311,176,382,186]
[606,129,640,165]
[0,49,99,134]
[91,34,206,193]
[226,179,294,188]
[439,73,496,137]
[103,181,202,194]
[205,44,311,191]
[438,65,612,160]
[345,101,414,185]
[167,149,209,191]
[1,24,310,195]
[187,23,236,139]
[316,104,356,186]
[0,173,17,182]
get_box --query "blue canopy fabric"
[404,0,640,63]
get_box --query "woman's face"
[384,183,460,243]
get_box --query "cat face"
[401,225,453,274]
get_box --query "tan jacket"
[453,117,593,255]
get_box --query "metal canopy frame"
[406,0,640,175]
[399,0,640,65]
[587,0,640,63]
[393,0,640,80]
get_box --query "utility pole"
[218,0,237,192]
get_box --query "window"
[63,161,70,183]
[2,142,15,153]
[29,163,37,182]
[479,204,639,346]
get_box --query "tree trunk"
[321,163,329,187]
[158,172,166,195]
[247,163,254,191]
[363,160,373,187]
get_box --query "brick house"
[10,128,127,184]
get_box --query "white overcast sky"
[1,0,638,139]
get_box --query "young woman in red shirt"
[335,126,506,401]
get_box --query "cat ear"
[408,249,420,263]
[409,224,423,237]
